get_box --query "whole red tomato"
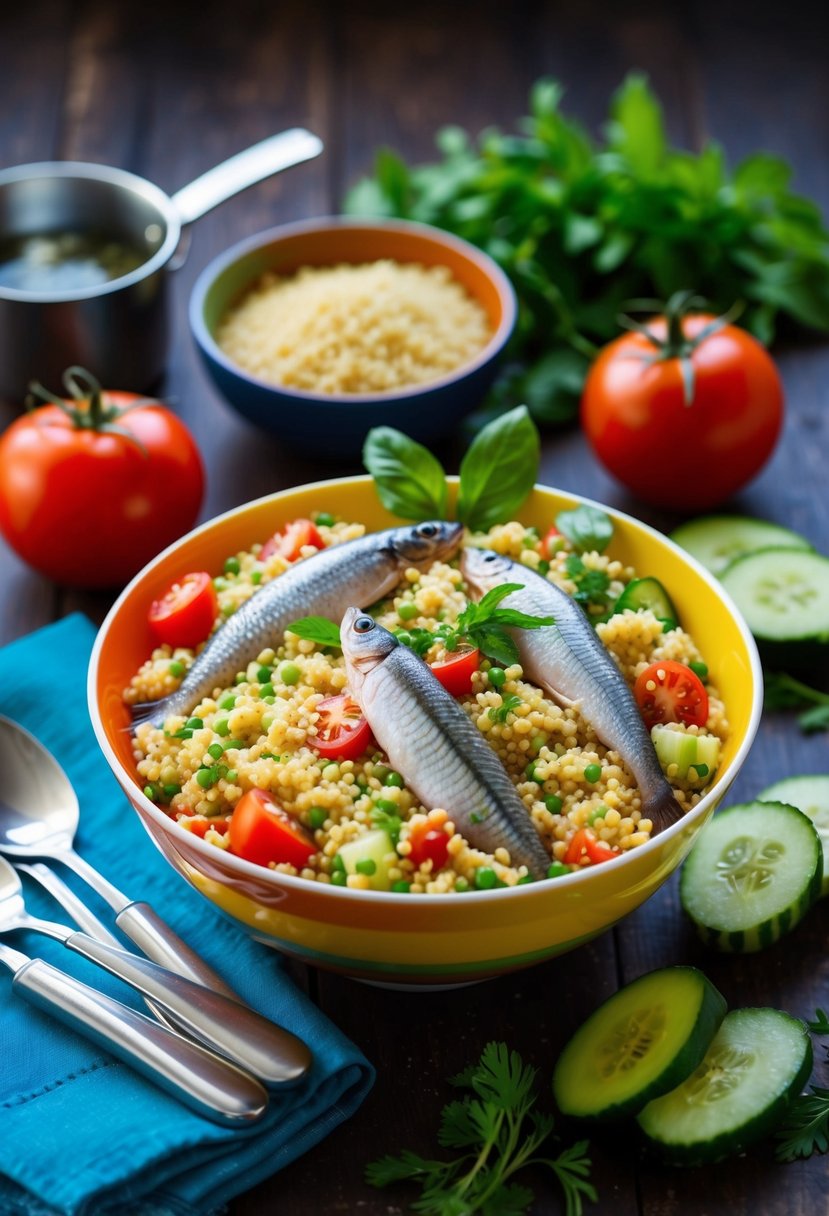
[0,370,204,588]
[580,301,784,511]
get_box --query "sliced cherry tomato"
[633,660,709,730]
[148,571,218,649]
[181,815,229,838]
[564,829,617,866]
[539,525,561,560]
[430,646,480,696]
[228,788,316,868]
[313,694,374,761]
[260,518,324,562]
[408,823,450,871]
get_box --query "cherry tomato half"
[313,695,374,761]
[633,660,709,730]
[260,518,324,562]
[407,823,451,871]
[430,646,481,696]
[228,788,316,869]
[148,571,218,649]
[564,829,617,866]
[539,525,561,560]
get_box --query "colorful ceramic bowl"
[89,478,762,987]
[188,217,516,459]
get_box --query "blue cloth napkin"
[0,615,374,1216]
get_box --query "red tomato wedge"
[564,829,617,866]
[430,646,480,696]
[313,695,374,761]
[633,660,709,730]
[228,788,316,868]
[408,823,451,870]
[539,525,561,560]
[148,571,218,649]
[260,518,324,562]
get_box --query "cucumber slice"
[651,725,720,784]
[337,829,396,890]
[680,800,822,952]
[637,1007,812,1165]
[552,966,726,1121]
[758,774,829,897]
[719,547,829,649]
[613,577,678,628]
[670,516,811,577]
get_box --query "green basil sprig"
[286,616,342,647]
[363,405,540,532]
[555,505,614,554]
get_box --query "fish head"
[385,521,463,571]
[460,547,515,598]
[340,607,398,696]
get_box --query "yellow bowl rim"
[88,474,764,909]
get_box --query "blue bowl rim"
[188,215,518,405]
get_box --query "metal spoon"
[0,715,310,1086]
[0,854,307,1086]
[0,936,269,1125]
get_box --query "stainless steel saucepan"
[0,128,323,402]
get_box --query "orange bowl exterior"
[89,477,763,985]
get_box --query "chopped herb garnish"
[488,693,523,724]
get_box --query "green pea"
[391,880,411,893]
[256,665,272,683]
[213,576,228,592]
[372,765,391,783]
[525,761,540,782]
[375,799,398,815]
[308,807,327,830]
[517,874,534,884]
[537,559,550,576]
[584,763,602,783]
[488,667,506,688]
[196,767,218,789]
[259,683,275,698]
[219,694,237,710]
[186,717,203,730]
[315,512,336,527]
[225,770,238,784]
[331,853,346,872]
[214,718,230,737]
[356,858,377,876]
[544,794,563,814]
[331,870,348,886]
[475,867,497,890]
[397,601,419,621]
[168,660,185,678]
[250,570,263,585]
[224,739,245,749]
[207,743,224,761]
[162,783,181,798]
[224,556,241,576]
[261,715,274,731]
[689,660,709,680]
[547,862,570,879]
[279,662,301,686]
[588,804,607,824]
[455,877,470,893]
[143,784,157,800]
[384,771,404,788]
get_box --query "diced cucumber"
[718,548,829,667]
[337,829,396,891]
[758,774,829,897]
[651,725,720,784]
[670,515,812,577]
[680,800,822,952]
[637,1008,812,1165]
[613,577,679,629]
[552,966,726,1121]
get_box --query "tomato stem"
[27,366,149,454]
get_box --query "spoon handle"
[13,956,268,1125]
[116,901,241,999]
[65,931,311,1088]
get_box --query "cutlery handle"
[13,958,268,1126]
[65,931,311,1088]
[116,901,241,998]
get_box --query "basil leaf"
[555,505,614,554]
[488,608,554,630]
[471,625,519,667]
[363,427,448,521]
[286,616,342,648]
[457,406,540,531]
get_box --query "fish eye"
[417,523,438,538]
[484,553,498,563]
[354,615,375,634]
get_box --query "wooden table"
[2,2,828,1212]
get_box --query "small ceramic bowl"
[88,477,763,988]
[188,217,517,459]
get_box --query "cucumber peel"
[670,515,812,577]
[758,774,829,897]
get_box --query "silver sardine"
[461,549,684,833]
[134,521,463,727]
[340,607,552,877]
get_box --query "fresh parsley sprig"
[763,672,829,733]
[366,1041,597,1216]
[775,1009,829,1163]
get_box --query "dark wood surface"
[2,2,828,1212]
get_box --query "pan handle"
[170,128,323,227]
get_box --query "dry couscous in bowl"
[89,477,762,986]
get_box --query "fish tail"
[642,784,685,835]
[128,700,166,731]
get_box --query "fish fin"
[537,680,579,711]
[128,700,165,731]
[643,786,685,835]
